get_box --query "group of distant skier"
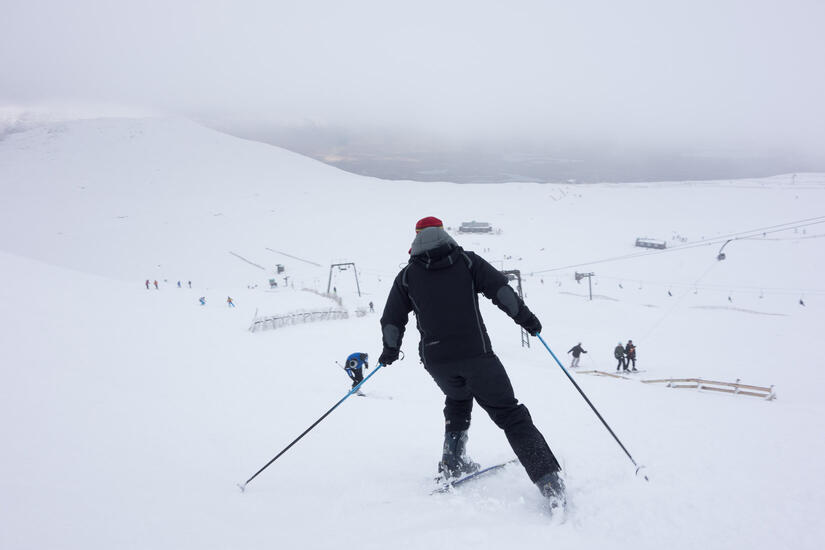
[614,340,638,372]
[198,296,235,307]
[144,279,236,308]
[565,340,638,372]
[145,279,192,289]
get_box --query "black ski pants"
[424,353,561,483]
[348,368,364,388]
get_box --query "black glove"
[379,347,400,365]
[520,313,542,336]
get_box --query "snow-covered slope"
[1,118,824,549]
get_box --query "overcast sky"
[2,0,824,157]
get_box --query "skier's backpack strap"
[460,251,473,270]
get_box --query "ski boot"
[535,469,567,512]
[437,430,480,480]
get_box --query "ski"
[353,390,393,400]
[431,459,518,494]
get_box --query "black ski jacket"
[568,344,587,358]
[380,244,535,366]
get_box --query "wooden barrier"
[574,371,775,401]
[641,378,775,400]
[577,370,631,380]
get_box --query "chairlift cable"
[594,274,825,296]
[532,216,825,274]
[640,258,720,341]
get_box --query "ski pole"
[238,363,385,492]
[334,361,353,380]
[535,334,649,481]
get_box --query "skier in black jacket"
[614,343,626,371]
[379,216,565,507]
[567,343,587,368]
[624,340,637,372]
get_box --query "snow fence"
[249,308,349,332]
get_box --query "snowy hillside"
[1,118,824,549]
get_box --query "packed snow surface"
[1,118,824,549]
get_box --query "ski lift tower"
[575,271,595,301]
[327,262,361,297]
[502,269,529,348]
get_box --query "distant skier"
[199,296,206,305]
[188,281,192,288]
[153,280,159,290]
[369,301,374,313]
[567,342,587,368]
[227,296,235,307]
[177,281,182,288]
[614,342,626,372]
[379,216,565,509]
[624,340,637,371]
[343,352,369,390]
[145,279,150,290]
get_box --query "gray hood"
[410,226,458,255]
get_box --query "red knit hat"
[415,216,444,232]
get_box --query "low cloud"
[2,1,824,162]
